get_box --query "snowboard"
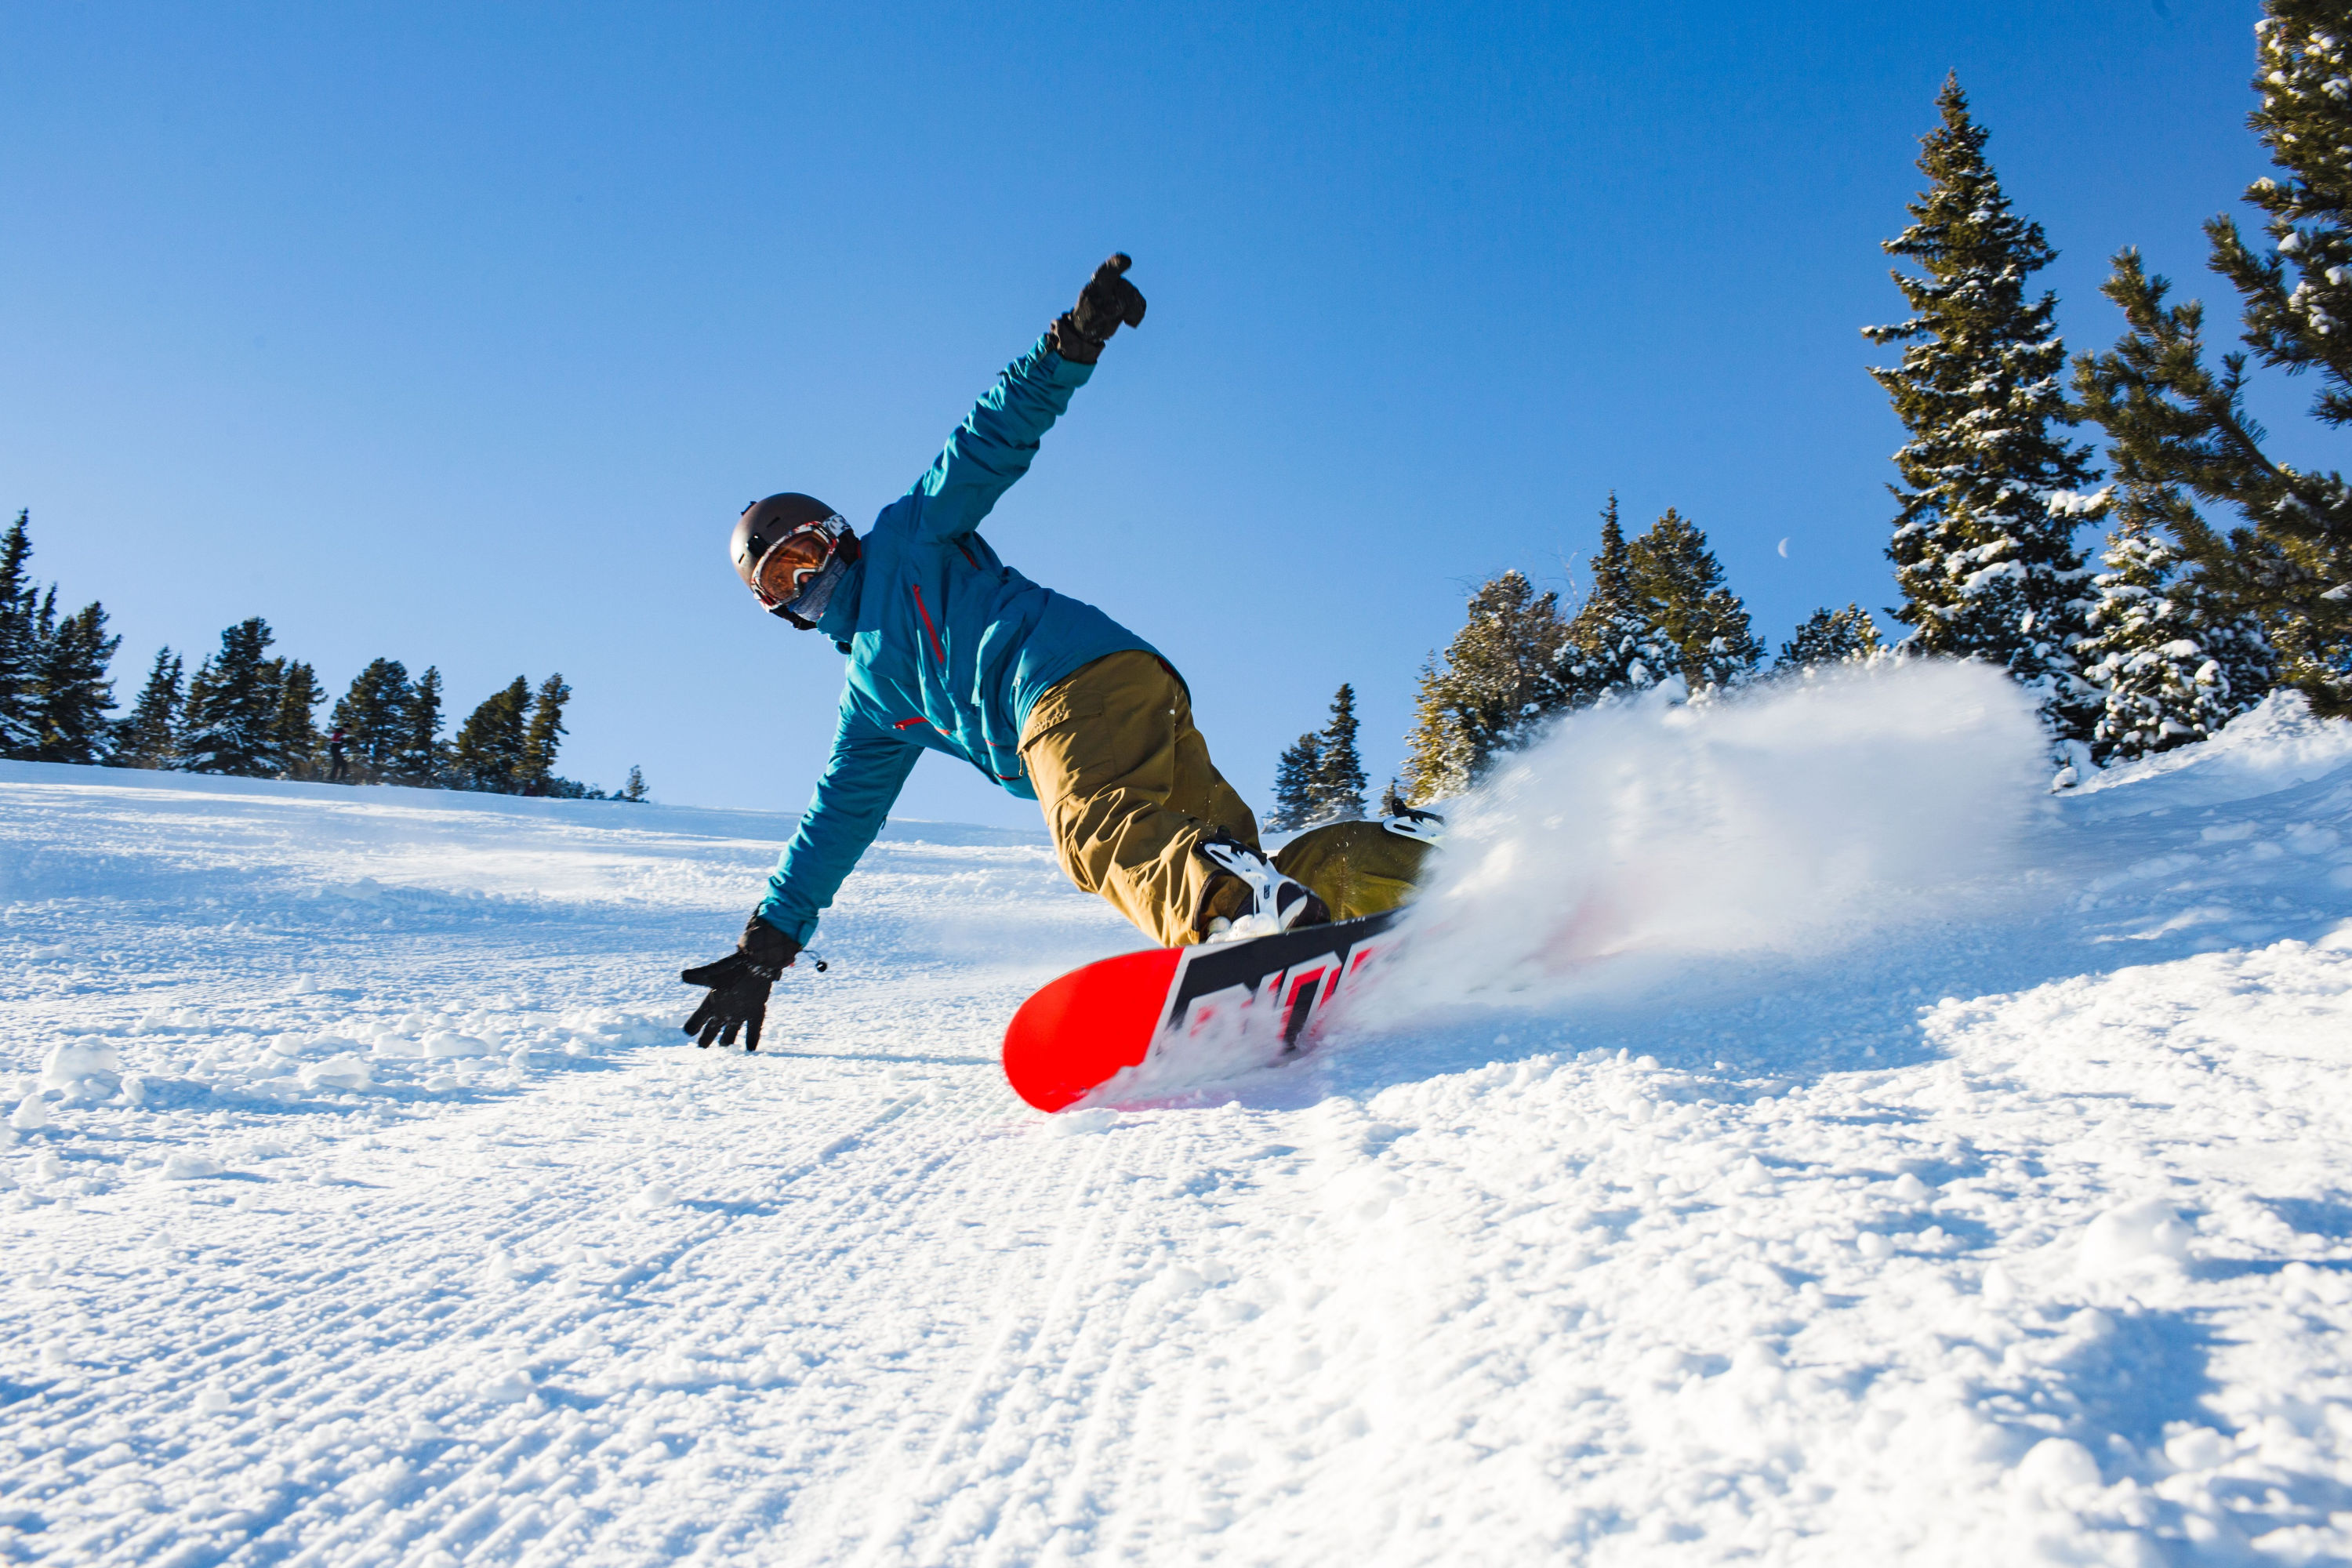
[1001,908,1405,1112]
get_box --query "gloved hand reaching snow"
[681,915,801,1051]
[1047,253,1146,364]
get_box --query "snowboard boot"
[1194,832,1331,944]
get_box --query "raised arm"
[904,255,1146,545]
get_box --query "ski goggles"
[750,517,846,611]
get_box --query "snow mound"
[2074,688,2352,811]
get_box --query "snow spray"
[1377,660,2046,1014]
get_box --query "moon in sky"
[1777,538,1790,557]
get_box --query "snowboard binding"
[1380,807,1446,845]
[1194,833,1330,944]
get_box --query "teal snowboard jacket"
[754,333,1158,944]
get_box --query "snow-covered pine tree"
[1266,731,1323,832]
[180,618,284,776]
[518,673,571,793]
[1776,604,1884,671]
[0,512,35,757]
[1559,494,1678,708]
[1403,569,1570,804]
[454,676,531,792]
[2077,512,2274,762]
[620,764,649,803]
[111,647,183,768]
[390,665,446,786]
[1627,508,1762,695]
[27,600,120,764]
[1309,684,1368,822]
[1378,779,1407,817]
[332,659,411,783]
[2074,2,2352,713]
[1865,74,2100,746]
[271,660,325,778]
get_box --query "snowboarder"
[327,727,349,785]
[681,255,1429,1050]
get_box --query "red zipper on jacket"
[910,583,946,664]
[906,583,1003,769]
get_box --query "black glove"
[1047,253,1147,365]
[681,915,801,1051]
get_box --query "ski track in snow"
[3,695,2352,1565]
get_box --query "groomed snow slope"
[4,684,2352,1566]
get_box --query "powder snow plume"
[1377,659,2048,1014]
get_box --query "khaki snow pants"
[1021,652,1436,946]
[1271,818,1433,924]
[1021,651,1259,947]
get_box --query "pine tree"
[180,619,283,776]
[390,664,446,786]
[1559,495,1679,707]
[1777,605,1884,671]
[27,600,120,764]
[1378,779,1408,818]
[331,659,411,782]
[255,659,289,774]
[1866,74,2101,745]
[271,659,325,778]
[1627,509,1762,694]
[111,648,183,769]
[0,512,35,756]
[454,676,532,792]
[1267,731,1323,832]
[518,673,571,793]
[620,764,649,803]
[2078,514,2273,762]
[7,586,57,760]
[1403,570,1571,804]
[1309,683,1367,822]
[2074,2,2352,714]
[0,521,125,764]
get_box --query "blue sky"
[0,0,2284,826]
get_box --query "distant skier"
[681,255,1428,1050]
[327,727,349,785]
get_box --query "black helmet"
[731,492,859,626]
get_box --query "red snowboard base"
[1001,910,1403,1112]
[1000,947,1183,1113]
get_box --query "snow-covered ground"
[5,680,2352,1565]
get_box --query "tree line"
[0,513,647,800]
[1272,3,2352,824]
